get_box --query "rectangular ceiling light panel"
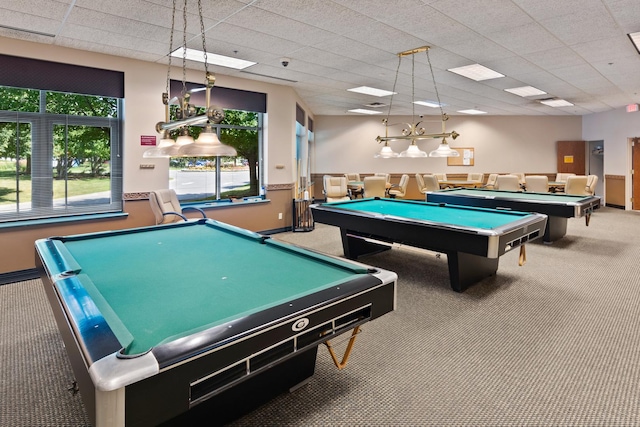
[458,109,487,115]
[347,86,396,97]
[540,99,574,107]
[447,64,505,81]
[414,100,446,108]
[172,47,256,70]
[629,32,640,54]
[504,86,547,97]
[348,108,383,114]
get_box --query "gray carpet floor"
[2,206,640,426]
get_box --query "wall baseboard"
[0,268,40,286]
[260,226,292,235]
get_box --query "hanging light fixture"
[374,140,399,158]
[375,46,459,158]
[144,0,236,158]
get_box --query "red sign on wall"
[141,135,157,146]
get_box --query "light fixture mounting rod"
[398,46,430,57]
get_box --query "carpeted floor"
[2,206,640,426]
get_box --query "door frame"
[630,137,640,210]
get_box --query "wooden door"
[633,138,640,210]
[557,141,586,174]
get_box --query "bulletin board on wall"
[447,147,474,166]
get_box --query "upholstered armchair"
[388,174,409,198]
[510,173,526,184]
[149,189,207,225]
[564,175,590,195]
[586,175,598,195]
[484,173,498,189]
[345,173,363,198]
[524,175,549,192]
[467,173,484,182]
[434,173,447,182]
[323,175,351,202]
[495,175,521,191]
[363,176,387,198]
[555,172,576,182]
[374,173,391,183]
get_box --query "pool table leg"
[340,229,392,259]
[544,216,568,242]
[446,251,499,292]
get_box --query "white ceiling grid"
[0,0,638,116]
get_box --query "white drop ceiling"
[1,0,639,116]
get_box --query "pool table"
[35,219,397,427]
[310,198,547,292]
[426,188,600,242]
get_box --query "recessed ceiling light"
[447,64,505,81]
[458,109,487,115]
[540,99,574,107]
[348,108,383,115]
[629,32,640,54]
[504,86,547,97]
[347,86,396,97]
[171,47,256,70]
[413,100,446,108]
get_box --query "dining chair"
[434,173,447,182]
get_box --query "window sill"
[0,212,129,230]
[183,197,269,211]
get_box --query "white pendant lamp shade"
[178,127,237,157]
[429,139,460,157]
[375,142,399,158]
[143,132,176,158]
[399,142,428,157]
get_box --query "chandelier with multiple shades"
[144,0,236,159]
[375,46,460,158]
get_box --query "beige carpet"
[2,206,640,426]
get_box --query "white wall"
[314,114,582,174]
[583,106,640,209]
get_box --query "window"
[167,80,264,202]
[0,86,122,223]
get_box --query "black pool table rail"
[426,189,600,242]
[428,189,601,219]
[311,199,547,292]
[36,222,398,427]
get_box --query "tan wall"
[311,172,557,201]
[1,187,294,274]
